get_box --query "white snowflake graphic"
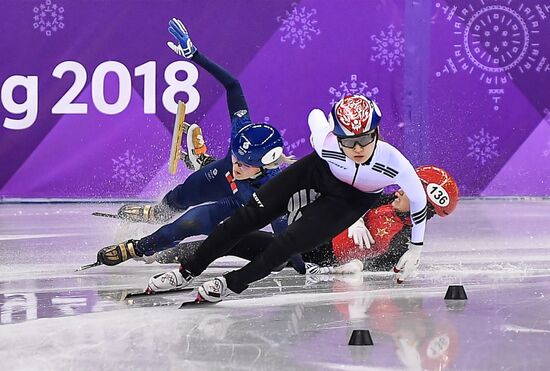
[279,128,307,156]
[467,128,500,165]
[112,150,146,188]
[329,74,380,106]
[435,1,550,111]
[33,0,65,36]
[370,25,405,72]
[277,3,320,49]
[543,141,550,157]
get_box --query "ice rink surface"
[1,199,549,370]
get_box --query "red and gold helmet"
[330,94,382,138]
[416,166,459,217]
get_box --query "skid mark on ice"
[0,233,81,241]
[501,324,550,334]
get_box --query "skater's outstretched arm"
[168,18,248,119]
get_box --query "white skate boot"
[185,123,214,170]
[197,276,229,302]
[147,267,194,293]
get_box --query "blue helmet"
[330,95,382,138]
[231,123,284,167]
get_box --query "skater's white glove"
[393,243,422,283]
[347,217,374,249]
[333,259,364,274]
[308,108,333,149]
[305,262,333,275]
[308,108,332,131]
[396,337,422,369]
[347,294,373,320]
[142,253,158,264]
[167,18,197,58]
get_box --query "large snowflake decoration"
[329,74,380,106]
[112,150,146,188]
[467,128,499,165]
[370,25,405,72]
[277,3,320,49]
[435,1,550,111]
[33,0,65,36]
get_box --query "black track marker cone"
[445,285,468,300]
[348,330,374,346]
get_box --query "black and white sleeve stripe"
[372,162,399,178]
[411,204,427,225]
[321,149,346,162]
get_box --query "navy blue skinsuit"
[135,51,304,271]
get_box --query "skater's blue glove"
[393,242,422,283]
[167,18,197,58]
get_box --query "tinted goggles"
[337,131,377,149]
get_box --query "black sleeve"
[191,51,248,117]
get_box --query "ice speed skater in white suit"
[148,94,429,303]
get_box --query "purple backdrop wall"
[1,0,549,199]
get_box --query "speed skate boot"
[97,239,141,266]
[185,123,215,171]
[197,276,230,303]
[147,266,195,293]
[116,203,174,224]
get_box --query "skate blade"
[123,287,193,299]
[179,294,218,308]
[75,261,101,272]
[92,212,121,219]
[169,101,187,175]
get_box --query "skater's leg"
[137,197,242,256]
[156,230,275,264]
[184,154,322,276]
[224,193,379,293]
[114,155,232,223]
[224,231,275,261]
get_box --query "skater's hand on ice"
[167,18,197,58]
[333,259,364,274]
[347,217,374,249]
[393,243,422,283]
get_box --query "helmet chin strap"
[249,169,264,179]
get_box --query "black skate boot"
[97,239,141,266]
[183,123,216,170]
[196,153,216,168]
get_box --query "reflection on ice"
[1,200,550,369]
